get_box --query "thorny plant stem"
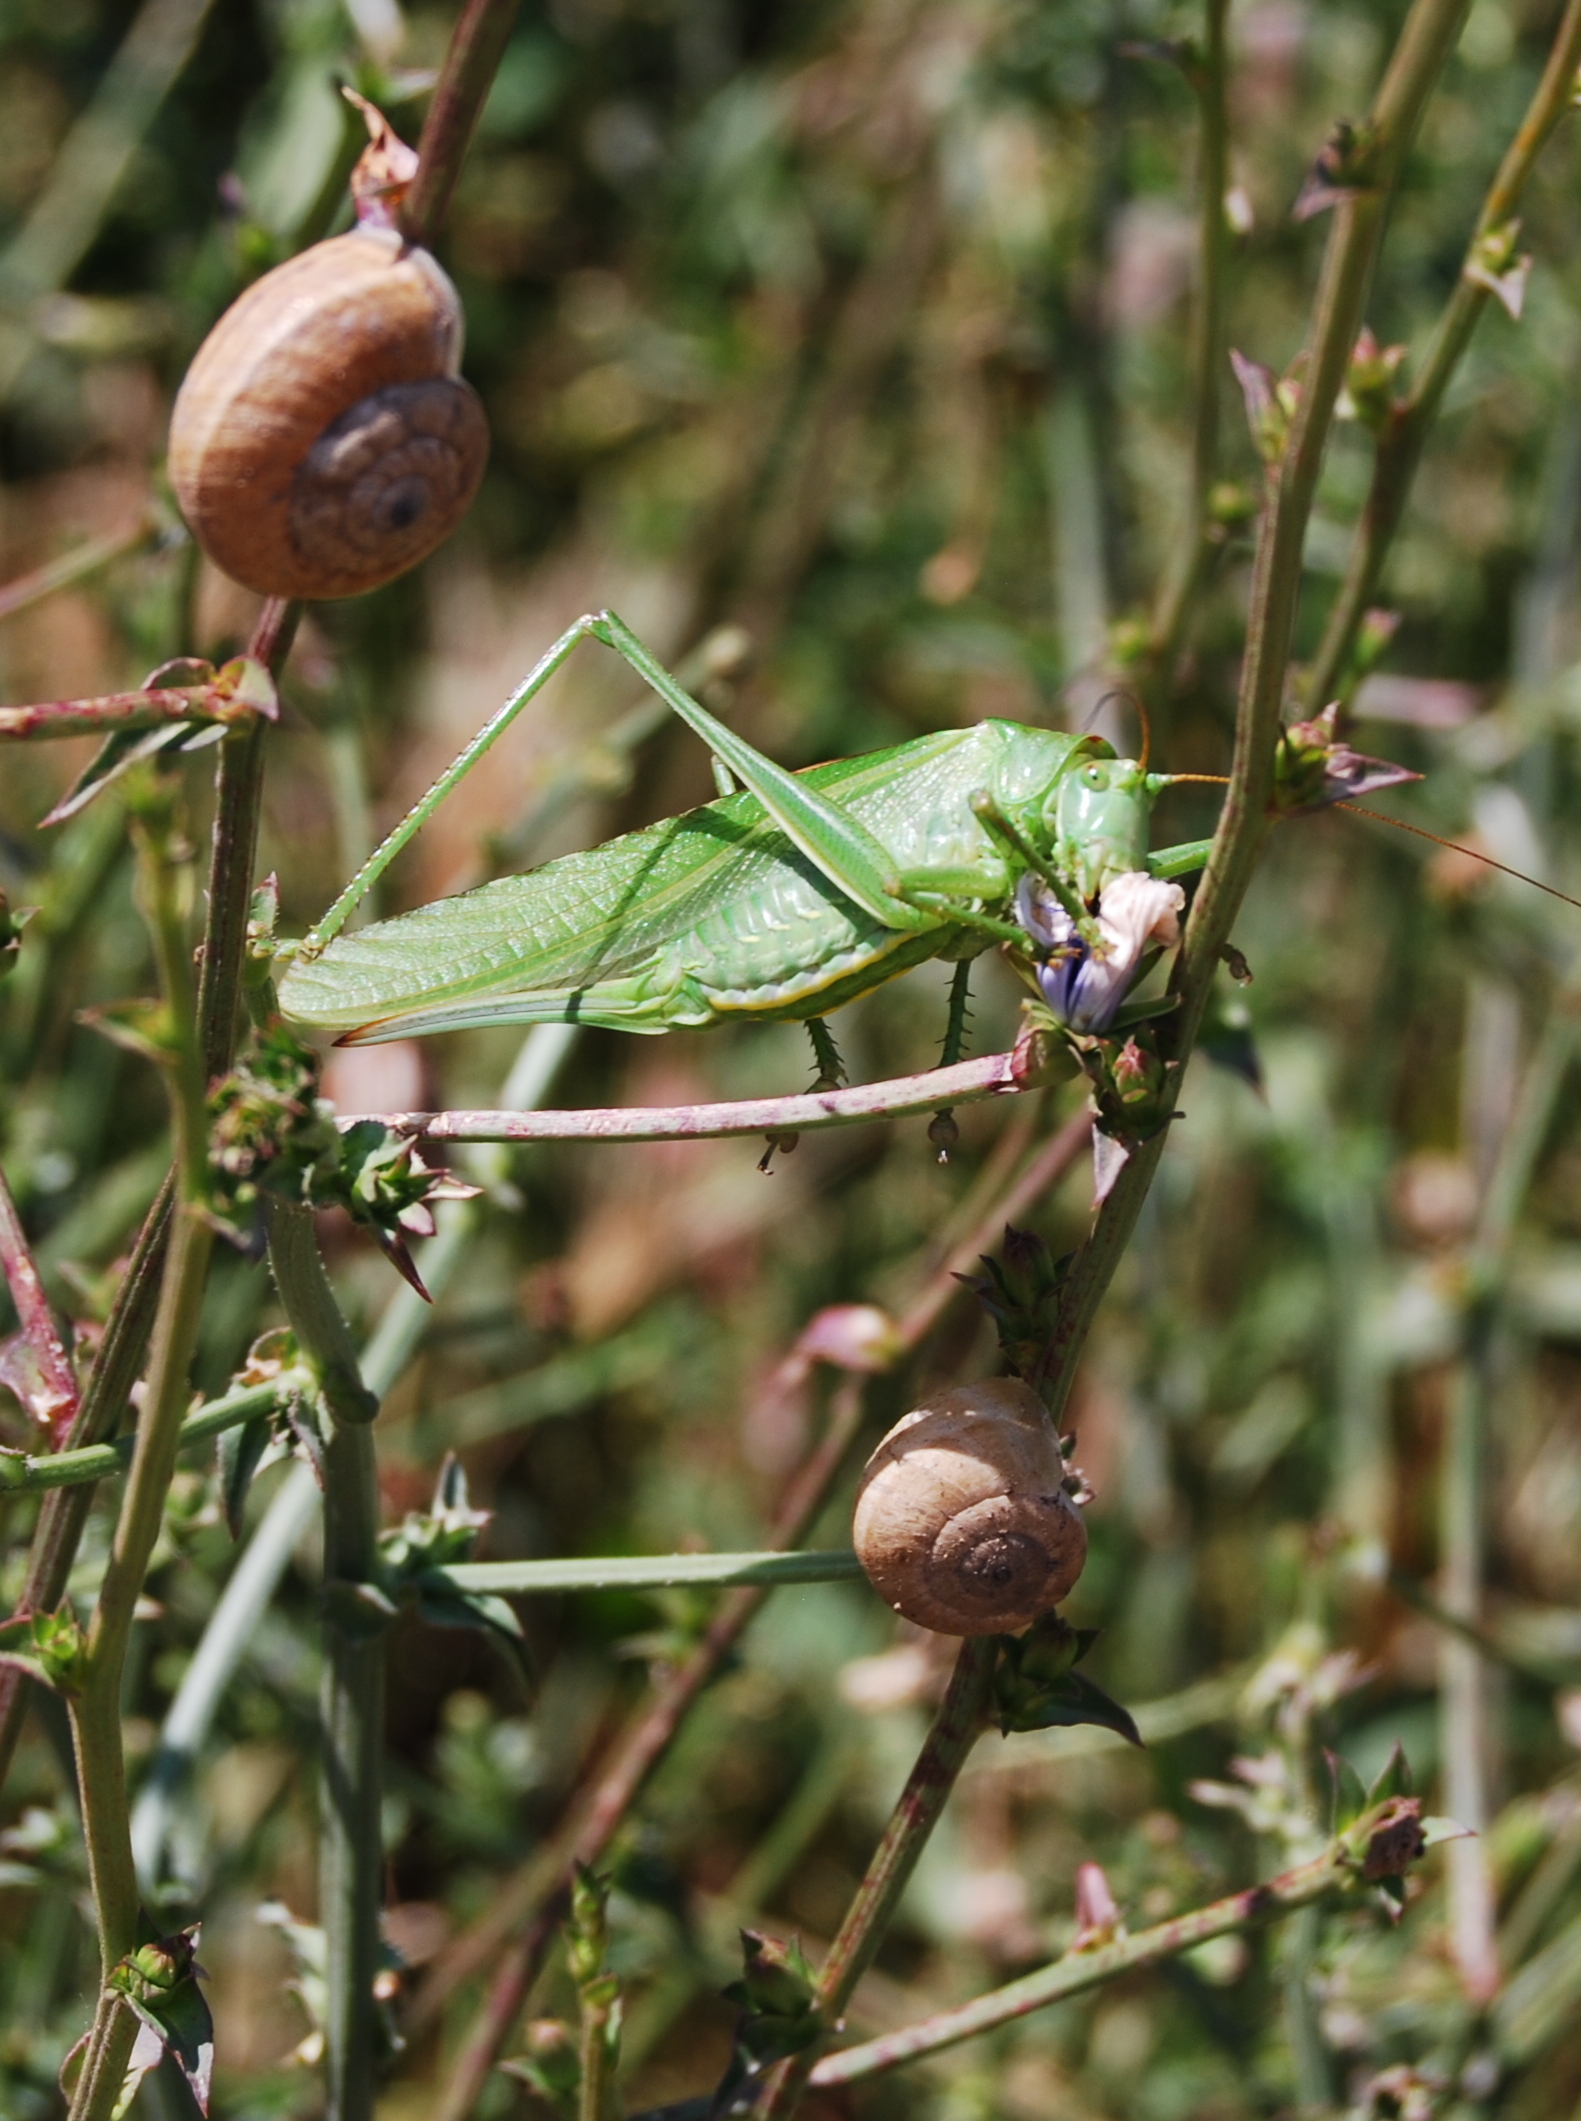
[0,1158,80,1443]
[66,795,214,2121]
[401,0,523,251]
[807,1831,1378,2088]
[748,1637,998,2119]
[0,684,227,741]
[0,1374,295,1494]
[1035,0,1474,1426]
[0,597,291,1795]
[1146,0,1231,691]
[349,1049,1030,1147]
[579,1989,619,2121]
[264,1200,383,2121]
[1308,0,1581,714]
[129,1029,576,1903]
[422,1108,1092,2116]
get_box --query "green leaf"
[107,1925,214,2114]
[1366,1740,1413,1805]
[41,723,191,827]
[217,1415,276,1539]
[1419,1815,1473,1849]
[992,1614,1139,1741]
[319,1578,400,1640]
[1326,1748,1369,1833]
[997,1665,1144,1745]
[412,1579,530,1672]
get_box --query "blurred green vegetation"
[3,0,1581,2116]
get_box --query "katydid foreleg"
[759,1017,848,1172]
[299,609,930,962]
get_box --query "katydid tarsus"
[277,611,1218,1076]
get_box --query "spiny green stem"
[264,1200,382,2121]
[805,1015,846,1089]
[1307,0,1581,714]
[807,1831,1374,2088]
[0,1374,298,1493]
[66,795,214,2121]
[0,597,289,1797]
[937,960,974,1072]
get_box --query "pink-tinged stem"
[810,1838,1363,2088]
[748,1635,999,2117]
[0,1158,80,1445]
[343,1049,1029,1147]
[0,686,213,740]
[401,0,523,249]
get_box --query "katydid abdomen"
[279,720,1098,1044]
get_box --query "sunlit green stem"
[0,1375,300,1494]
[264,1200,383,2121]
[66,793,214,2121]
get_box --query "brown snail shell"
[167,226,488,601]
[852,1379,1087,1636]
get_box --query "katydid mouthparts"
[275,611,1217,1059]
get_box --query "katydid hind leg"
[591,611,922,933]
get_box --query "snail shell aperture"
[852,1378,1087,1636]
[167,226,488,601]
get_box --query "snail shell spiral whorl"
[167,226,488,601]
[852,1378,1088,1636]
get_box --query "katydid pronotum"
[277,611,1220,1093]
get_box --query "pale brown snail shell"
[167,225,488,601]
[852,1379,1087,1636]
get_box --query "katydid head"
[1046,757,1166,902]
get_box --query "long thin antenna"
[1340,801,1581,915]
[1081,686,1151,769]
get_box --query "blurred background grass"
[5,0,1581,2114]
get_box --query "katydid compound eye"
[1084,766,1107,789]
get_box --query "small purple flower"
[1017,869,1185,1033]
